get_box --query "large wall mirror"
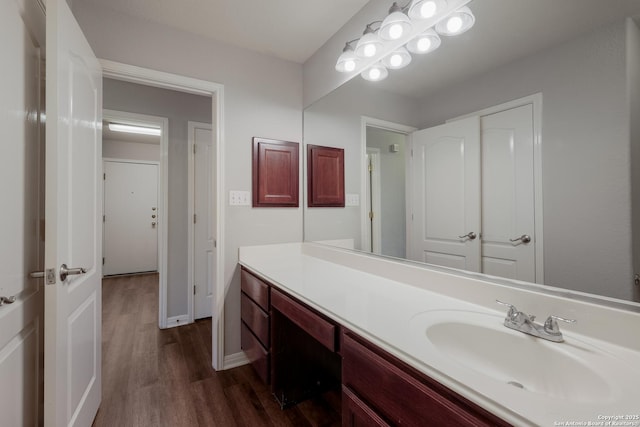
[303,0,640,304]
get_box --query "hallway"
[94,274,340,426]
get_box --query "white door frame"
[365,148,382,254]
[187,121,214,322]
[101,60,226,370]
[448,93,544,283]
[360,117,417,252]
[102,110,167,319]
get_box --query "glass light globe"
[420,1,437,18]
[369,68,381,80]
[417,37,432,52]
[447,16,463,33]
[363,43,377,57]
[389,23,403,39]
[344,60,356,72]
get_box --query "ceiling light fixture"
[379,3,412,41]
[108,123,161,136]
[434,6,475,36]
[361,63,389,82]
[335,0,474,82]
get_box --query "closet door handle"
[458,232,477,240]
[509,234,531,244]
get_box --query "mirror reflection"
[303,0,640,303]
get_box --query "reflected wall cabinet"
[307,145,345,207]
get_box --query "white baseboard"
[223,351,249,370]
[165,315,190,329]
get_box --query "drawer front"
[241,268,269,311]
[342,332,507,427]
[241,322,269,384]
[271,288,336,352]
[241,292,269,348]
[343,385,391,427]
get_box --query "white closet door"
[193,125,215,319]
[481,104,536,282]
[410,116,481,271]
[103,161,159,275]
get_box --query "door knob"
[151,222,156,227]
[60,264,87,281]
[509,234,531,244]
[458,231,477,240]
[0,296,16,306]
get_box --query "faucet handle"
[496,299,518,318]
[544,315,576,334]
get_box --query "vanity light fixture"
[434,6,475,36]
[406,29,441,54]
[408,0,448,20]
[335,41,360,72]
[379,3,412,41]
[361,63,389,81]
[335,0,474,82]
[355,24,383,58]
[382,47,412,69]
[108,123,161,136]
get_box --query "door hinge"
[214,240,217,248]
[103,173,106,180]
[193,285,196,295]
[193,144,196,154]
[103,215,106,222]
[193,214,197,224]
[368,163,373,172]
[102,257,105,265]
[369,211,374,220]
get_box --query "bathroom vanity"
[239,242,640,426]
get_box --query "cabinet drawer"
[343,385,391,427]
[241,268,269,311]
[342,332,507,427]
[241,292,269,348]
[271,288,336,352]
[241,322,269,384]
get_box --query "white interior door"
[44,0,102,425]
[192,123,215,319]
[410,117,481,271]
[0,1,45,425]
[480,104,536,281]
[103,161,159,275]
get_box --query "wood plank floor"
[94,273,341,427]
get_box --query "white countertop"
[239,242,640,427]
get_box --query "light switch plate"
[229,190,251,206]
[345,194,360,206]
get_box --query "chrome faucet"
[496,300,576,343]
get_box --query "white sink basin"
[409,310,612,403]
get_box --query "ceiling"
[71,0,370,63]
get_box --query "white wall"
[414,20,633,300]
[103,139,160,162]
[366,127,407,259]
[72,3,304,356]
[304,79,418,247]
[103,78,210,318]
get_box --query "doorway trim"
[360,117,417,252]
[103,110,168,324]
[448,93,544,283]
[365,148,382,254]
[101,60,226,370]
